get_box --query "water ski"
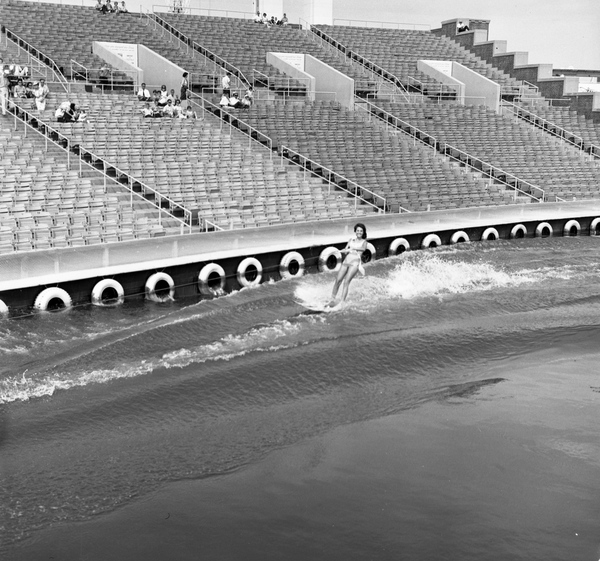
[295,300,342,313]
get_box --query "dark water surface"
[2,237,600,560]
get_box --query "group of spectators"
[254,11,288,27]
[220,72,254,109]
[95,0,128,14]
[1,57,52,115]
[137,83,196,119]
[55,101,89,123]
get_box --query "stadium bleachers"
[235,99,517,211]
[159,13,378,96]
[313,25,540,100]
[33,92,372,229]
[0,0,598,261]
[377,101,600,200]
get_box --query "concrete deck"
[1,201,600,293]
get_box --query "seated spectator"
[219,93,230,107]
[76,107,90,123]
[99,63,111,88]
[95,0,103,10]
[168,88,178,103]
[117,1,128,12]
[108,0,117,12]
[100,0,109,13]
[14,65,29,79]
[229,92,242,108]
[55,101,76,122]
[157,85,169,106]
[245,85,254,104]
[254,10,262,23]
[173,98,183,118]
[162,98,176,117]
[183,105,197,119]
[279,13,288,26]
[457,21,470,32]
[33,79,49,110]
[140,102,154,118]
[137,82,151,101]
[261,13,270,26]
[13,79,28,99]
[240,94,252,109]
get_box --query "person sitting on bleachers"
[245,86,254,104]
[229,92,242,108]
[219,93,230,107]
[95,0,103,10]
[100,0,109,14]
[254,10,262,23]
[162,98,176,117]
[240,93,252,110]
[32,79,49,111]
[55,101,77,122]
[157,85,169,107]
[261,13,270,27]
[137,82,151,101]
[183,105,197,119]
[168,88,178,103]
[76,107,90,123]
[172,98,183,118]
[457,21,470,32]
[140,102,154,118]
[116,1,128,13]
[108,0,117,12]
[13,78,28,99]
[278,13,288,26]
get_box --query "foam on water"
[0,246,593,405]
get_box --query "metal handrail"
[251,69,310,95]
[196,93,387,212]
[279,145,388,213]
[331,19,430,31]
[152,4,254,19]
[357,97,546,203]
[309,25,411,102]
[8,100,202,233]
[502,102,600,159]
[440,143,546,202]
[193,92,273,155]
[3,27,68,93]
[150,12,251,88]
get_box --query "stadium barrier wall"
[2,203,600,312]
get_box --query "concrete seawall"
[2,201,600,312]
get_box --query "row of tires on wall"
[0,219,594,313]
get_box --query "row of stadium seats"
[33,92,373,229]
[377,101,600,200]
[231,99,519,212]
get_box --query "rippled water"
[2,237,600,560]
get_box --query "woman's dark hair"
[354,223,367,240]
[183,71,188,77]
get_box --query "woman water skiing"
[327,223,368,307]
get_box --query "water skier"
[327,223,367,307]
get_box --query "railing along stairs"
[355,97,550,203]
[306,24,412,103]
[3,27,68,93]
[148,12,251,90]
[6,100,217,234]
[502,101,600,160]
[197,94,389,213]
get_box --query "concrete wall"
[452,62,500,111]
[267,52,315,101]
[283,0,332,25]
[417,60,465,102]
[3,201,600,310]
[92,41,143,86]
[305,54,354,108]
[138,44,186,92]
